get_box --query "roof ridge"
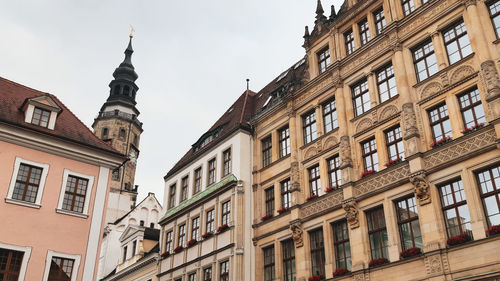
[0,76,49,95]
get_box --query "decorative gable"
[22,95,62,130]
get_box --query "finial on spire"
[246,79,250,90]
[129,24,135,38]
[315,0,327,24]
[329,5,337,20]
[304,26,310,38]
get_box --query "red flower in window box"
[160,251,170,258]
[486,225,500,236]
[261,213,272,220]
[277,207,289,214]
[385,157,402,167]
[368,258,389,268]
[201,231,213,239]
[332,268,349,277]
[430,136,451,148]
[174,245,183,253]
[400,247,421,258]
[361,170,374,178]
[447,233,472,246]
[306,194,318,201]
[326,186,337,193]
[308,274,324,281]
[217,224,229,233]
[461,122,484,134]
[187,239,197,247]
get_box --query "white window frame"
[56,169,94,218]
[6,157,49,208]
[0,242,32,281]
[42,250,81,281]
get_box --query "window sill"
[56,208,88,219]
[5,198,41,209]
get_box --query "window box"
[430,136,451,148]
[385,157,402,167]
[217,224,229,233]
[486,225,500,237]
[326,186,337,193]
[277,207,289,214]
[368,258,389,268]
[400,247,421,259]
[308,274,324,281]
[261,214,272,221]
[361,170,375,178]
[461,122,484,134]
[306,194,318,201]
[333,268,349,277]
[160,251,170,258]
[187,239,197,247]
[201,232,213,239]
[447,233,472,246]
[174,246,184,253]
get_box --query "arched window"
[102,127,109,139]
[123,86,130,97]
[119,128,126,140]
[114,85,121,95]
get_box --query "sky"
[0,0,344,204]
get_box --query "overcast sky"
[0,0,344,204]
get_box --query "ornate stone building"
[251,0,500,281]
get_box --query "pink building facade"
[0,77,126,280]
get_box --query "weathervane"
[129,24,135,38]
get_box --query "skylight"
[276,69,289,82]
[262,96,272,108]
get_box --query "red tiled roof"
[0,76,122,155]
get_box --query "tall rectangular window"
[458,88,486,129]
[332,220,351,270]
[396,196,422,250]
[327,155,341,188]
[194,167,202,194]
[302,110,317,145]
[282,239,296,281]
[385,126,405,161]
[279,126,290,158]
[132,240,137,256]
[317,47,331,74]
[376,64,397,103]
[309,228,326,276]
[443,20,472,65]
[204,267,212,281]
[223,149,232,176]
[168,184,176,209]
[220,260,229,281]
[62,175,88,213]
[345,29,355,55]
[0,248,24,280]
[263,246,275,281]
[206,209,215,233]
[374,8,386,35]
[262,136,272,167]
[180,176,188,202]
[31,107,51,128]
[367,207,388,259]
[12,163,42,203]
[352,79,370,117]
[188,273,196,281]
[439,179,472,238]
[362,138,379,172]
[428,103,452,142]
[309,165,321,196]
[208,159,216,185]
[265,187,275,215]
[322,98,338,134]
[191,216,200,240]
[488,0,500,38]
[178,224,186,247]
[165,231,173,253]
[413,39,438,82]
[123,246,127,262]
[401,0,415,16]
[222,201,231,225]
[48,257,75,281]
[476,165,500,227]
[358,18,370,46]
[281,179,292,209]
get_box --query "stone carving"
[402,103,419,140]
[440,71,449,87]
[355,164,410,197]
[420,81,443,99]
[425,255,443,275]
[356,118,373,133]
[323,136,338,150]
[353,273,365,281]
[481,60,500,100]
[289,220,304,248]
[450,64,475,85]
[300,190,344,218]
[379,105,398,121]
[339,136,352,168]
[286,105,296,118]
[410,173,431,205]
[290,162,300,188]
[304,147,317,160]
[343,199,359,229]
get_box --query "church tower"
[92,35,142,223]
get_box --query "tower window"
[123,86,131,97]
[102,128,109,139]
[119,128,126,140]
[114,85,121,95]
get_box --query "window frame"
[322,98,338,134]
[332,220,352,271]
[265,187,275,215]
[438,178,473,238]
[191,216,200,241]
[327,154,341,188]
[180,176,189,202]
[280,179,292,209]
[401,0,415,16]
[442,19,472,65]
[488,0,500,39]
[308,165,321,196]
[206,209,215,233]
[412,39,438,82]
[263,246,276,281]
[278,126,291,158]
[282,239,296,281]
[220,260,229,281]
[168,183,176,209]
[373,7,386,35]
[395,196,422,250]
[6,157,49,208]
[475,164,500,227]
[193,167,202,195]
[376,63,398,103]
[361,137,379,172]
[42,250,81,281]
[317,47,331,74]
[366,206,389,260]
[262,136,273,168]
[302,110,317,145]
[352,79,371,117]
[165,230,173,253]
[222,148,232,177]
[31,106,51,128]
[344,29,355,55]
[358,18,370,46]
[458,87,486,129]
[221,200,231,226]
[309,228,326,276]
[203,266,213,281]
[56,169,94,217]
[0,242,32,281]
[385,125,405,162]
[428,102,452,142]
[208,158,216,185]
[178,224,186,247]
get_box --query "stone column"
[287,106,302,206]
[352,23,361,51]
[342,199,369,270]
[315,104,324,138]
[334,77,354,184]
[290,220,308,281]
[430,31,448,70]
[367,71,379,107]
[323,220,334,279]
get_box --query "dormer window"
[23,95,61,130]
[32,107,51,128]
[102,128,109,139]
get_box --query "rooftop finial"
[304,26,310,38]
[246,79,250,90]
[315,0,327,24]
[329,5,337,20]
[129,24,135,38]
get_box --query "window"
[401,0,415,16]
[345,29,355,55]
[367,207,388,259]
[362,138,379,172]
[188,273,196,281]
[322,98,338,134]
[281,179,292,209]
[60,175,89,214]
[358,18,370,46]
[11,163,43,203]
[111,169,120,181]
[278,126,290,158]
[282,239,296,281]
[221,201,231,225]
[376,64,397,103]
[204,267,212,281]
[262,136,272,167]
[332,220,351,270]
[132,240,137,256]
[374,8,386,35]
[317,47,331,74]
[123,246,127,262]
[194,167,202,194]
[413,39,438,82]
[458,88,486,129]
[140,220,145,227]
[309,228,325,276]
[352,79,370,117]
[180,176,188,202]
[206,209,215,233]
[396,196,422,250]
[220,260,229,281]
[192,217,200,240]
[0,248,24,280]
[327,155,341,188]
[31,107,51,127]
[223,149,232,176]
[165,231,173,253]
[102,127,109,139]
[488,0,500,38]
[443,20,472,65]
[168,184,176,209]
[208,158,216,185]
[150,223,155,228]
[476,165,500,227]
[308,165,321,196]
[263,246,275,281]
[133,133,138,146]
[302,110,317,145]
[178,224,186,247]
[265,187,275,215]
[439,179,472,238]
[48,257,75,281]
[428,103,452,142]
[119,128,126,140]
[385,126,405,161]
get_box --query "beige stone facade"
[251,1,500,281]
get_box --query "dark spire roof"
[315,0,327,24]
[329,5,337,20]
[113,37,138,82]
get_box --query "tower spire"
[315,0,327,24]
